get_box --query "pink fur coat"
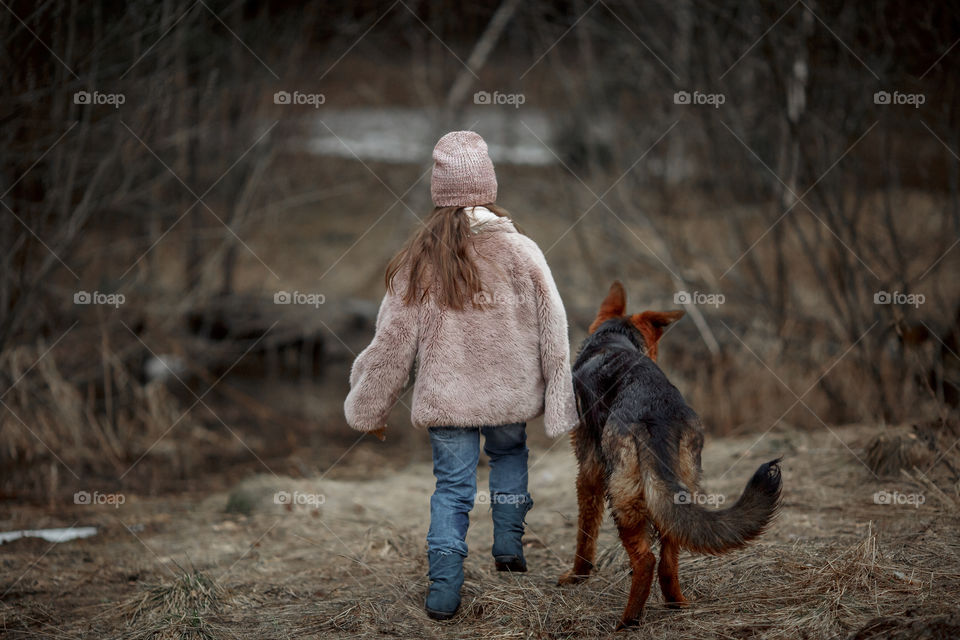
[343,217,577,438]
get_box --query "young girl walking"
[344,131,577,620]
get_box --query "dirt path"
[2,425,959,639]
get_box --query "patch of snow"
[303,107,557,166]
[0,526,98,544]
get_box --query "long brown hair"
[385,204,513,309]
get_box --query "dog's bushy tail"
[646,458,782,555]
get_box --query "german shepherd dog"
[558,282,782,629]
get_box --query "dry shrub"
[0,337,231,498]
[866,434,933,477]
[863,419,960,500]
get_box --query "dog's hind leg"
[557,454,605,585]
[612,512,655,630]
[657,535,688,607]
[603,435,656,628]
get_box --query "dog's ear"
[589,281,627,333]
[638,310,685,328]
[630,310,684,361]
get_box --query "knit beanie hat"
[430,131,498,207]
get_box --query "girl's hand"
[370,427,387,441]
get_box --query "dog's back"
[573,319,705,498]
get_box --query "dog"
[558,281,782,629]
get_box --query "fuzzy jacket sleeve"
[343,288,419,432]
[524,240,578,438]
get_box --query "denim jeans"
[427,423,531,557]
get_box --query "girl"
[344,131,577,620]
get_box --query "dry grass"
[282,517,954,640]
[0,335,254,498]
[2,424,959,639]
[116,568,231,640]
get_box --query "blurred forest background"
[1,0,958,499]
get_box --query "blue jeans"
[427,423,531,557]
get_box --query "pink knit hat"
[430,131,498,207]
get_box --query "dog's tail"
[645,457,782,555]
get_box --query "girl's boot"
[491,495,532,572]
[425,550,464,620]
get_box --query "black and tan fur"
[558,281,782,629]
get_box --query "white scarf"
[463,205,500,231]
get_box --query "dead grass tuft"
[117,568,230,640]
